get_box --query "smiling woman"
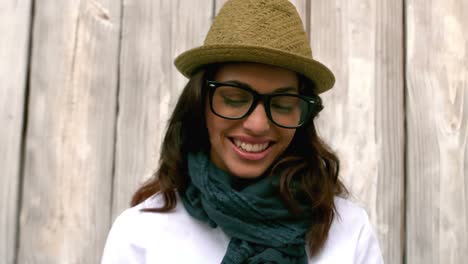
[101,0,383,263]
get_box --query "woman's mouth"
[229,137,274,161]
[232,139,270,153]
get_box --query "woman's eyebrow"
[222,80,249,87]
[274,87,298,93]
[221,80,298,93]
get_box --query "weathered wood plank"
[0,1,32,263]
[310,1,404,263]
[406,0,468,263]
[17,1,121,263]
[111,0,213,219]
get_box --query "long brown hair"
[131,64,347,256]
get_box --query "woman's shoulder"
[102,194,181,251]
[308,197,384,263]
[333,196,370,224]
[108,193,198,243]
[101,193,230,264]
[110,194,172,229]
[330,197,377,244]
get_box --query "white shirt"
[101,193,384,263]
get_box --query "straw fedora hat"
[174,0,335,94]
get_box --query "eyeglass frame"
[206,80,324,129]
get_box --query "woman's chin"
[227,166,268,179]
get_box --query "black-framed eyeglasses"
[206,80,323,128]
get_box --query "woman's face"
[205,62,298,178]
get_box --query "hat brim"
[174,44,335,94]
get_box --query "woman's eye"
[223,96,250,106]
[219,88,251,106]
[271,96,300,113]
[271,103,294,113]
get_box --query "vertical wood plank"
[406,0,468,263]
[111,0,213,219]
[0,1,32,263]
[310,1,404,263]
[17,1,121,263]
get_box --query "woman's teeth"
[233,139,269,153]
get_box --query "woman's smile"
[230,136,274,160]
[232,138,271,153]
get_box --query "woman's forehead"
[213,62,299,89]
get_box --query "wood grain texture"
[17,1,121,263]
[309,1,404,263]
[111,0,213,219]
[0,1,32,263]
[406,0,468,263]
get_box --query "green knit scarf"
[180,152,311,264]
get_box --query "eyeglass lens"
[211,85,309,127]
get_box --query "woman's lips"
[229,137,274,161]
[232,138,270,152]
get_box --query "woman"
[102,0,383,263]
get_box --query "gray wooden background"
[1,0,467,263]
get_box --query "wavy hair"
[131,64,347,256]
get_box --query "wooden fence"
[1,0,466,263]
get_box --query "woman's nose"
[242,103,271,134]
